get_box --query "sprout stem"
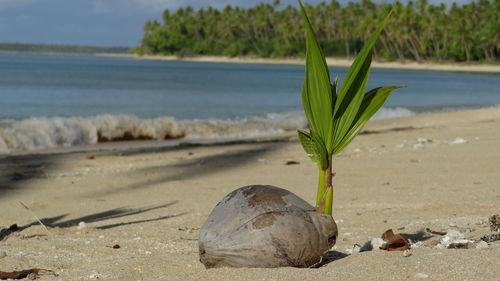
[316,169,326,207]
[316,154,334,215]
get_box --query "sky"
[0,0,473,47]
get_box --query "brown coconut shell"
[199,185,338,268]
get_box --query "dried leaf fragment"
[379,229,410,251]
[425,228,447,236]
[448,242,475,249]
[0,269,54,280]
[489,214,500,231]
[481,233,500,243]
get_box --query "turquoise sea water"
[0,52,499,152]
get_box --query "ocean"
[1,52,499,153]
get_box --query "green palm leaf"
[333,86,402,154]
[297,1,400,215]
[299,1,333,149]
[330,11,392,153]
[298,130,328,170]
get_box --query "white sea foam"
[0,112,308,153]
[372,107,415,120]
[0,107,422,153]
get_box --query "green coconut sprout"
[298,1,401,215]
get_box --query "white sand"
[0,108,499,280]
[101,54,500,74]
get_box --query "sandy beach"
[1,108,500,280]
[101,54,500,74]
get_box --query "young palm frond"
[298,1,402,215]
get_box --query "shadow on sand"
[312,251,350,268]
[84,141,283,197]
[0,153,58,199]
[0,201,185,240]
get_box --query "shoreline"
[99,53,500,74]
[2,107,497,157]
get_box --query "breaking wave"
[0,112,307,153]
[372,107,415,120]
[0,107,421,153]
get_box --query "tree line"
[0,43,129,54]
[133,0,499,62]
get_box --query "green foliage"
[135,0,499,62]
[298,1,401,215]
[0,43,128,54]
[300,1,332,152]
[299,4,399,158]
[297,130,328,170]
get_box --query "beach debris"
[481,233,500,243]
[77,221,87,230]
[476,218,488,225]
[87,155,96,160]
[417,137,432,144]
[448,222,457,227]
[402,249,412,257]
[475,241,489,249]
[9,224,19,231]
[107,244,121,249]
[489,214,500,231]
[379,229,410,251]
[437,229,474,249]
[425,228,447,235]
[285,160,300,165]
[0,250,6,259]
[415,272,429,279]
[448,242,475,249]
[410,241,424,248]
[199,185,337,268]
[359,238,386,252]
[19,201,51,235]
[89,272,102,279]
[351,244,362,253]
[0,268,55,280]
[413,137,432,149]
[450,137,467,145]
[177,227,198,233]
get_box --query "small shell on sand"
[416,273,430,279]
[450,138,467,144]
[437,229,474,248]
[77,221,87,230]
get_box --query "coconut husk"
[199,185,338,268]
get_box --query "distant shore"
[100,53,500,74]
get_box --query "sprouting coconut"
[199,1,401,268]
[199,185,337,268]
